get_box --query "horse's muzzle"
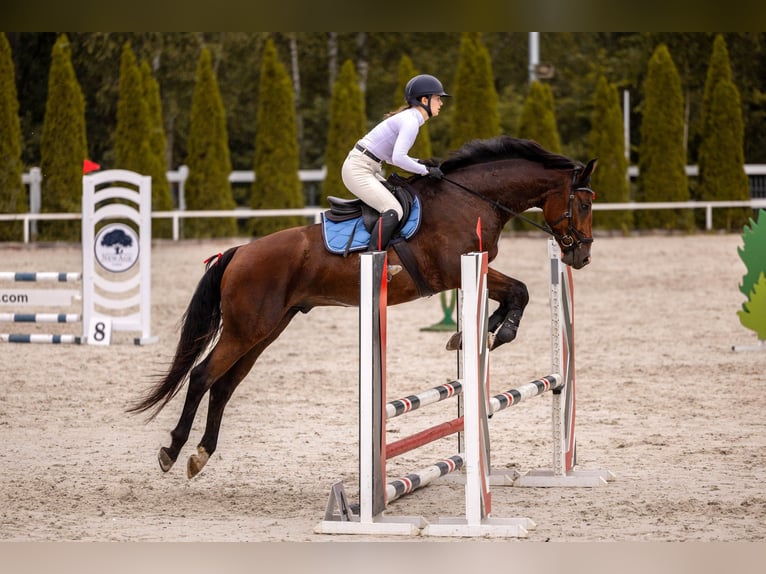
[561,246,591,269]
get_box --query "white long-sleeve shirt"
[358,107,428,175]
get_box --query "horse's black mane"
[440,136,580,173]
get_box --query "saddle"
[320,174,433,298]
[325,173,414,234]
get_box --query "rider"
[342,74,449,252]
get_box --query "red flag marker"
[83,159,101,174]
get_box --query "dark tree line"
[1,32,763,239]
[7,32,766,170]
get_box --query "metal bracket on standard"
[322,481,354,522]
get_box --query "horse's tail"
[126,247,240,420]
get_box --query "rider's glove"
[426,166,444,179]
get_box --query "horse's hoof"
[187,446,210,479]
[446,331,462,351]
[158,447,175,472]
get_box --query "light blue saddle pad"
[321,196,422,254]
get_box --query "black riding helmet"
[404,74,450,117]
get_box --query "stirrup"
[387,264,402,281]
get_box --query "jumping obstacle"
[316,239,613,537]
[1,169,157,345]
[0,272,84,344]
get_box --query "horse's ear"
[585,158,598,176]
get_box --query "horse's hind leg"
[185,347,258,478]
[187,309,299,478]
[157,310,261,472]
[158,345,242,472]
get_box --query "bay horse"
[128,136,597,479]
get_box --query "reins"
[440,172,594,250]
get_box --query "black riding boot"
[367,209,400,251]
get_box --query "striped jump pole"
[1,334,81,344]
[0,272,81,282]
[384,374,562,460]
[0,313,81,323]
[386,454,464,503]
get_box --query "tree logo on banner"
[94,223,140,273]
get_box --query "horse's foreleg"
[445,268,529,351]
[187,309,299,479]
[487,268,529,349]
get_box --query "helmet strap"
[416,95,433,118]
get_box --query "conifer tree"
[39,34,87,241]
[515,80,561,231]
[114,43,150,173]
[249,37,304,237]
[184,47,237,238]
[697,36,750,231]
[518,80,561,153]
[589,74,632,231]
[450,32,500,152]
[141,60,174,238]
[322,59,366,206]
[389,55,432,177]
[699,35,733,144]
[636,44,690,230]
[0,32,24,241]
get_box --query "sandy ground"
[1,232,765,543]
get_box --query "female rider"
[342,74,449,251]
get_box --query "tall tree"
[114,42,150,172]
[450,33,500,152]
[249,37,304,237]
[184,46,237,238]
[321,59,366,206]
[141,59,174,238]
[589,74,632,231]
[515,79,562,231]
[636,44,691,230]
[697,78,751,230]
[0,32,25,241]
[518,80,561,153]
[39,34,87,241]
[696,35,750,231]
[699,35,734,146]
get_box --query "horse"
[128,136,597,479]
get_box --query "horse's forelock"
[440,136,580,173]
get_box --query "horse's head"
[542,158,597,269]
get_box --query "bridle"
[546,172,595,250]
[440,170,594,253]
